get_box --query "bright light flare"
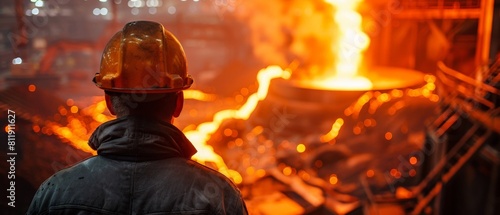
[315,0,372,90]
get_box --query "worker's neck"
[118,113,174,124]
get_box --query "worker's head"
[93,21,193,121]
[104,91,183,122]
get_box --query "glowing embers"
[39,97,114,155]
[320,118,344,142]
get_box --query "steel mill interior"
[1,0,500,214]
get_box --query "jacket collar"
[88,116,197,161]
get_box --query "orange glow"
[385,132,393,140]
[50,124,94,153]
[424,74,436,83]
[329,174,338,185]
[223,128,233,137]
[344,73,438,120]
[82,100,112,123]
[283,166,293,176]
[48,97,116,156]
[390,89,404,98]
[185,66,291,184]
[246,166,255,175]
[310,0,372,90]
[4,125,8,133]
[377,93,390,102]
[320,118,344,142]
[189,109,198,117]
[299,170,310,180]
[32,125,40,133]
[296,143,306,153]
[256,169,266,178]
[394,171,402,178]
[345,92,373,118]
[235,138,244,146]
[240,88,249,96]
[409,169,417,177]
[28,84,36,92]
[430,94,440,102]
[66,99,74,106]
[390,169,398,176]
[353,126,362,134]
[410,156,418,165]
[184,89,216,101]
[59,107,68,116]
[235,95,244,103]
[363,118,376,127]
[183,124,197,133]
[366,169,375,178]
[70,106,79,114]
[257,145,266,153]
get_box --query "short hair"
[105,91,178,118]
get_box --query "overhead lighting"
[131,8,139,15]
[93,8,100,16]
[35,0,44,7]
[134,0,144,7]
[167,6,176,14]
[100,8,108,15]
[32,8,40,15]
[12,57,22,65]
[148,7,157,14]
[99,0,107,2]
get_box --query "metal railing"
[410,60,499,214]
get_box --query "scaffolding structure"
[413,59,499,214]
[378,0,495,70]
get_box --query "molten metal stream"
[185,66,291,184]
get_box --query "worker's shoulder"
[40,156,103,185]
[172,158,240,189]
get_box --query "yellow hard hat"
[93,21,193,93]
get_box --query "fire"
[320,118,344,142]
[320,75,439,143]
[45,90,218,157]
[48,98,114,155]
[307,0,372,90]
[185,65,291,184]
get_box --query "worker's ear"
[105,94,116,115]
[173,91,184,118]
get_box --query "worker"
[27,21,248,215]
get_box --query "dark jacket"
[27,116,248,215]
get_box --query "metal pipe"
[475,0,495,67]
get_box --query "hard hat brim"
[92,75,193,93]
